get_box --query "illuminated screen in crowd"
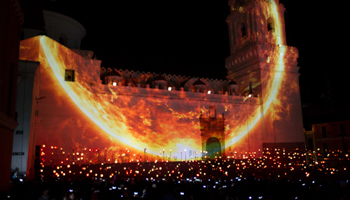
[19,2,301,165]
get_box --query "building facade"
[305,120,350,154]
[15,0,305,176]
[225,0,304,150]
[0,0,23,193]
[12,10,86,177]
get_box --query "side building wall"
[313,121,350,153]
[0,0,23,193]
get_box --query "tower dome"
[102,68,121,85]
[228,80,238,95]
[105,70,121,77]
[153,74,166,81]
[192,78,206,93]
[153,74,167,89]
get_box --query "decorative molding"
[226,44,298,70]
[101,68,230,91]
[100,84,259,105]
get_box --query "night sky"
[39,0,347,111]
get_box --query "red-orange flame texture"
[19,1,303,165]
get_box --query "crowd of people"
[4,149,350,200]
[7,172,350,200]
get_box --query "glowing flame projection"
[19,1,300,163]
[226,1,289,147]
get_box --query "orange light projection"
[19,1,300,165]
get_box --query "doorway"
[206,137,221,159]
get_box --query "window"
[321,126,327,138]
[267,17,275,32]
[65,69,75,82]
[240,23,247,37]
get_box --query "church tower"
[225,0,305,150]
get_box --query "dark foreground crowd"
[4,171,350,200]
[3,151,350,200]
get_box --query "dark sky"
[41,0,346,108]
[44,0,230,79]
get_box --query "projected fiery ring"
[20,1,302,164]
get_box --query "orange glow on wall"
[19,1,303,165]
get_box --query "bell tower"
[225,0,305,150]
[226,0,288,95]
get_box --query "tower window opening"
[240,23,247,38]
[267,17,275,32]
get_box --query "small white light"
[112,82,117,86]
[207,90,211,94]
[168,87,172,91]
[248,94,252,97]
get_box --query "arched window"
[240,23,247,38]
[267,17,275,32]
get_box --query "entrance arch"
[206,137,221,159]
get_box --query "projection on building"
[19,0,304,165]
